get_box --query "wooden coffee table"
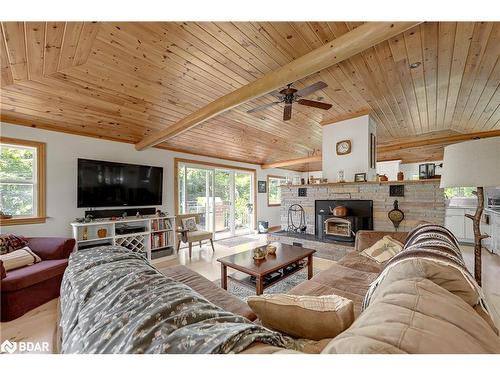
[217,243,315,295]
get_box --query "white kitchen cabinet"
[446,207,497,250]
[464,209,475,241]
[488,210,500,254]
[445,209,465,239]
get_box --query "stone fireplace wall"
[280,180,445,233]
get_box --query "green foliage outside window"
[178,165,253,230]
[268,177,287,205]
[444,187,475,199]
[0,145,35,216]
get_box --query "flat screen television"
[77,159,163,208]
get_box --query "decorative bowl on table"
[266,244,277,255]
[253,247,267,260]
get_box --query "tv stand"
[70,215,177,263]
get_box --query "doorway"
[176,159,256,240]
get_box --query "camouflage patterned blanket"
[59,246,289,354]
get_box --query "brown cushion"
[289,262,379,317]
[1,259,68,292]
[247,293,354,340]
[336,251,382,273]
[0,247,41,271]
[322,278,500,354]
[161,265,256,321]
[371,257,483,308]
[0,234,28,255]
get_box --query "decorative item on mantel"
[337,170,345,183]
[287,204,306,233]
[388,200,405,231]
[397,171,404,181]
[354,173,367,182]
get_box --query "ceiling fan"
[247,81,332,121]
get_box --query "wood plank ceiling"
[1,22,499,171]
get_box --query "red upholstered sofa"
[1,237,75,322]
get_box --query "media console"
[70,215,177,263]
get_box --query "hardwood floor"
[1,235,499,354]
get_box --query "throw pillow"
[0,246,42,272]
[182,217,197,232]
[0,234,28,255]
[361,235,404,263]
[247,293,354,340]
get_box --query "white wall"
[0,122,301,237]
[376,160,401,181]
[321,115,376,182]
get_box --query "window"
[0,137,46,225]
[444,187,475,199]
[267,175,288,206]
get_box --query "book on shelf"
[151,231,172,250]
[152,218,172,231]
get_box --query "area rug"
[213,268,320,301]
[217,235,261,248]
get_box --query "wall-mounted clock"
[336,140,352,155]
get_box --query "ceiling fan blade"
[283,104,292,121]
[295,81,328,98]
[269,90,284,99]
[297,99,333,110]
[247,101,282,114]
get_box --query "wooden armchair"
[175,213,215,258]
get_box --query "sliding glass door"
[234,172,253,235]
[214,169,232,236]
[177,161,254,239]
[178,166,213,231]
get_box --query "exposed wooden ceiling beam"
[261,155,322,170]
[377,129,500,153]
[135,22,420,151]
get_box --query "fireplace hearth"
[315,200,373,242]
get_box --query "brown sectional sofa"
[288,231,408,316]
[163,230,500,353]
[1,237,75,322]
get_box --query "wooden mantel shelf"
[280,178,441,188]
